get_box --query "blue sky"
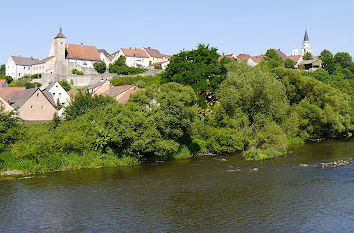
[1,0,353,64]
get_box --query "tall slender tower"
[301,30,311,56]
[48,26,66,74]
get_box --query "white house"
[43,81,71,117]
[98,49,111,67]
[117,48,150,68]
[6,56,39,80]
[247,55,264,67]
[150,60,170,70]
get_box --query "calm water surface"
[0,139,353,232]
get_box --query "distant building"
[89,80,140,103]
[302,30,311,56]
[117,48,150,68]
[287,55,303,68]
[42,81,71,117]
[0,87,57,121]
[299,58,321,72]
[143,47,169,65]
[5,56,39,80]
[150,60,170,70]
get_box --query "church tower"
[49,26,67,74]
[301,30,311,56]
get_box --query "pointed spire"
[303,29,309,42]
[54,25,66,39]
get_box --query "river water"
[0,139,353,232]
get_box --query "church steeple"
[54,25,66,39]
[303,30,309,42]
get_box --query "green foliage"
[285,59,296,69]
[320,50,336,74]
[273,67,352,139]
[303,52,313,60]
[110,75,161,88]
[58,80,71,91]
[0,108,21,152]
[109,56,147,75]
[262,49,283,68]
[0,75,13,84]
[334,52,353,69]
[307,69,333,84]
[94,61,107,74]
[154,64,162,69]
[72,69,84,75]
[0,64,5,75]
[64,90,116,120]
[9,78,41,89]
[161,44,228,106]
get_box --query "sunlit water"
[0,139,353,232]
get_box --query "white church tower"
[301,30,311,56]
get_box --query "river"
[0,139,353,232]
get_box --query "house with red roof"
[117,48,150,68]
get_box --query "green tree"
[109,56,147,75]
[303,52,313,60]
[59,80,71,91]
[0,107,20,152]
[161,44,228,106]
[334,52,353,69]
[64,90,116,120]
[94,61,107,74]
[273,67,352,139]
[307,69,332,83]
[262,49,283,68]
[0,75,13,84]
[320,49,335,74]
[0,64,5,75]
[284,59,296,69]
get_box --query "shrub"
[94,61,107,74]
[58,80,71,91]
[72,69,84,75]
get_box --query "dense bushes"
[110,75,161,88]
[9,78,41,89]
[109,56,147,75]
[94,61,106,74]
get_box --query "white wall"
[6,57,33,80]
[67,59,96,68]
[5,57,16,79]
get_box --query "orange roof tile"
[66,44,101,61]
[237,54,252,61]
[250,55,264,63]
[121,48,149,58]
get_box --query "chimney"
[81,43,83,48]
[148,46,150,49]
[222,52,224,56]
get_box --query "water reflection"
[0,139,353,232]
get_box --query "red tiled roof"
[66,44,101,61]
[218,54,235,62]
[144,47,164,58]
[236,54,251,61]
[150,61,169,66]
[250,55,264,63]
[276,49,288,60]
[121,48,149,58]
[287,55,302,62]
[33,56,55,65]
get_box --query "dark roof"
[304,30,309,42]
[54,27,66,39]
[11,56,39,66]
[98,49,110,58]
[0,79,8,87]
[299,58,320,65]
[144,47,164,58]
[0,87,56,109]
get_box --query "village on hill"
[0,28,321,122]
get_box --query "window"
[59,93,62,98]
[30,106,33,108]
[24,67,25,70]
[37,93,39,97]
[53,93,55,97]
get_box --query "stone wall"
[35,69,163,88]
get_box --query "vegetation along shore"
[1,45,353,175]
